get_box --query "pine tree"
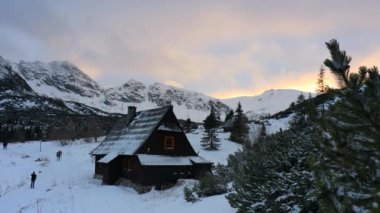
[316,65,328,94]
[225,109,234,122]
[184,118,192,133]
[201,105,221,150]
[229,102,249,144]
[296,93,305,104]
[200,129,220,150]
[259,123,266,137]
[311,39,380,212]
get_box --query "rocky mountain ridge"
[3,56,230,121]
[1,55,305,121]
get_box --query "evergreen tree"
[296,93,306,104]
[259,123,266,137]
[201,105,221,150]
[311,39,380,212]
[225,109,234,122]
[184,118,192,133]
[316,65,328,94]
[229,102,249,144]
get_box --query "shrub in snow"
[194,174,227,197]
[183,173,228,202]
[226,120,318,212]
[183,186,198,203]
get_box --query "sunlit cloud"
[1,0,380,98]
[163,80,183,88]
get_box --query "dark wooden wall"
[94,155,105,175]
[101,157,122,184]
[136,165,193,185]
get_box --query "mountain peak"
[122,79,145,88]
[223,88,307,117]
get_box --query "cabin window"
[164,136,175,150]
[124,158,132,171]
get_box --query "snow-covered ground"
[0,131,241,213]
[265,114,294,135]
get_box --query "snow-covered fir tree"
[200,105,221,150]
[229,102,249,144]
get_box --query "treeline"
[0,115,118,142]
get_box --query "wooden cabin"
[90,105,212,186]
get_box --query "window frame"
[164,136,175,150]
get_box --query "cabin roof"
[97,152,119,164]
[90,106,171,155]
[137,154,212,166]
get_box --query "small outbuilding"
[223,117,235,132]
[90,105,212,186]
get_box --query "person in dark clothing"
[56,150,62,161]
[3,142,7,149]
[31,171,37,188]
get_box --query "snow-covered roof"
[98,152,119,163]
[137,154,193,166]
[90,106,171,155]
[188,156,213,164]
[157,123,182,132]
[137,155,212,166]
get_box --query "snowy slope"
[3,55,230,122]
[222,89,308,119]
[0,131,241,213]
[13,60,103,99]
[0,56,35,95]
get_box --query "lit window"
[164,136,175,150]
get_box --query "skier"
[3,142,7,149]
[31,171,37,188]
[56,150,62,161]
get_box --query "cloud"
[163,80,183,88]
[1,1,380,98]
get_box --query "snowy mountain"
[222,89,308,120]
[3,56,230,121]
[0,57,120,141]
[13,60,103,99]
[2,55,308,122]
[104,79,146,103]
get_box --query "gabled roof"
[90,106,171,155]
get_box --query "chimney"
[127,106,136,123]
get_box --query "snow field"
[0,131,241,213]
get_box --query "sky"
[1,0,380,99]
